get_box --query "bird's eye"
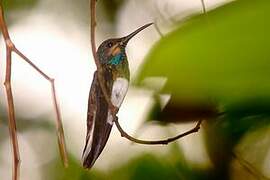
[107,42,113,48]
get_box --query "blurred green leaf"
[147,94,220,124]
[122,154,181,180]
[100,0,124,22]
[44,155,99,180]
[2,0,38,11]
[137,0,270,106]
[135,1,270,178]
[46,153,193,180]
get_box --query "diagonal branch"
[90,0,203,145]
[12,47,68,167]
[232,152,270,180]
[0,4,68,180]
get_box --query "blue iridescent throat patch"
[108,53,123,65]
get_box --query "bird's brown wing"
[82,70,113,169]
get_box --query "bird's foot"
[110,105,119,116]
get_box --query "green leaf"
[2,0,38,11]
[100,0,125,22]
[136,3,270,177]
[137,0,270,106]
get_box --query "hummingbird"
[82,23,153,169]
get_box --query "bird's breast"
[111,77,129,108]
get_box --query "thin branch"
[154,1,174,25]
[4,44,21,180]
[232,152,270,180]
[200,0,207,14]
[90,0,203,145]
[115,118,203,145]
[13,48,51,80]
[1,4,20,180]
[90,0,117,114]
[12,47,68,167]
[154,19,164,38]
[51,80,68,167]
[0,5,68,180]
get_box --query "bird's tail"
[82,111,113,169]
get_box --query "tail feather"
[82,109,113,169]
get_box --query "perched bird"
[82,23,153,169]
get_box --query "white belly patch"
[111,78,129,108]
[107,78,129,125]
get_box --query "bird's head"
[97,23,153,66]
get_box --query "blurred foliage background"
[1,0,270,180]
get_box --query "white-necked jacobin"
[82,23,153,169]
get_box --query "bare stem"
[90,0,115,112]
[1,4,20,180]
[154,19,164,38]
[0,4,68,179]
[201,0,207,14]
[115,118,202,145]
[90,0,202,145]
[51,80,68,168]
[4,45,21,180]
[232,152,269,180]
[12,47,69,167]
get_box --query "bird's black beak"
[121,23,153,46]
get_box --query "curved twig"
[115,118,202,145]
